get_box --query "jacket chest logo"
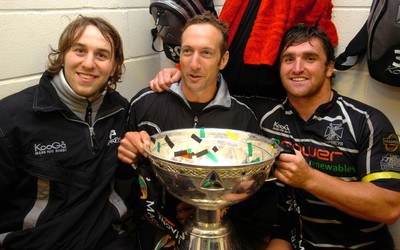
[34,141,67,155]
[107,129,121,146]
[273,121,291,134]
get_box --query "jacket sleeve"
[126,87,154,132]
[136,162,186,241]
[356,107,400,191]
[124,89,187,241]
[0,125,19,201]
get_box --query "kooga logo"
[273,121,291,134]
[34,141,67,155]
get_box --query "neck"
[289,89,333,121]
[182,83,217,103]
[51,70,105,121]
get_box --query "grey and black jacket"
[0,70,129,249]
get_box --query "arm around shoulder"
[149,68,181,92]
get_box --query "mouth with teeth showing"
[78,73,97,81]
[291,77,307,82]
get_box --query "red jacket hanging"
[219,0,338,65]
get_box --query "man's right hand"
[149,68,182,92]
[118,131,151,164]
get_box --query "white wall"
[332,0,400,135]
[0,0,398,247]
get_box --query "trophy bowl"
[145,128,282,249]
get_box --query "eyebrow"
[303,51,320,58]
[281,50,320,58]
[71,42,112,55]
[181,44,215,50]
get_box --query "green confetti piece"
[251,157,260,163]
[200,127,205,138]
[157,142,161,152]
[247,142,253,157]
[187,148,192,154]
[206,152,218,162]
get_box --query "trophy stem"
[196,207,221,225]
[178,208,239,250]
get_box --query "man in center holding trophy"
[118,12,274,250]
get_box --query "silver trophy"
[145,128,282,250]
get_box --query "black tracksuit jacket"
[0,71,129,249]
[127,75,272,249]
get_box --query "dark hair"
[182,11,229,56]
[47,15,125,91]
[278,24,336,66]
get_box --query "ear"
[110,59,117,79]
[326,60,335,78]
[219,51,229,70]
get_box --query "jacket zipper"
[61,106,125,153]
[85,103,99,152]
[193,116,199,128]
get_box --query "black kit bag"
[335,0,400,86]
[149,0,217,63]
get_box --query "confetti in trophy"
[145,128,283,250]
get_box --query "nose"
[189,52,201,70]
[292,58,304,73]
[82,53,95,69]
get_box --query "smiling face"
[179,23,229,103]
[63,25,115,101]
[279,37,334,100]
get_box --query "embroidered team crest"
[382,133,399,152]
[324,123,344,141]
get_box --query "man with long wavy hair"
[0,15,133,249]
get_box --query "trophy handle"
[265,144,295,182]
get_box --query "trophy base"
[177,209,239,250]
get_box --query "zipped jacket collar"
[169,73,232,110]
[33,71,126,119]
